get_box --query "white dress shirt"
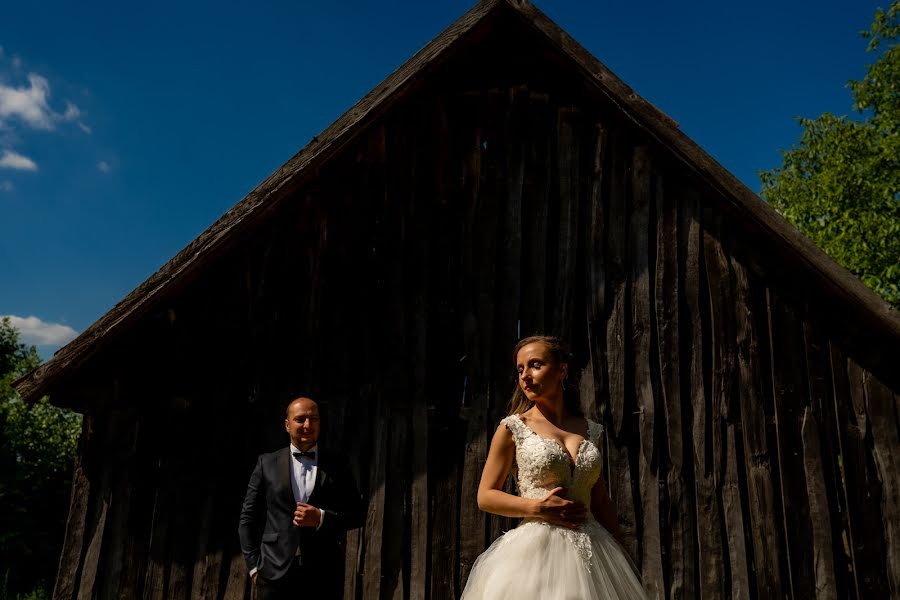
[290,444,324,531]
[290,443,318,504]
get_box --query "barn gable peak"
[15,0,900,403]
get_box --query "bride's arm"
[590,474,623,542]
[475,424,521,515]
[477,423,582,528]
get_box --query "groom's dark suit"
[238,397,362,599]
[238,446,363,598]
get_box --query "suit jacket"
[238,446,363,582]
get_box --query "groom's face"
[285,397,321,450]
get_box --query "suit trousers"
[253,559,336,600]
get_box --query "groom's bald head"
[284,397,320,450]
[285,396,318,417]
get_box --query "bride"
[461,336,650,599]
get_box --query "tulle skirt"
[461,518,649,600]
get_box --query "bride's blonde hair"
[506,336,582,417]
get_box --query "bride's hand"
[534,486,585,529]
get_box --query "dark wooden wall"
[52,33,900,600]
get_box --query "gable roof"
[16,0,900,403]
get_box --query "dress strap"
[501,414,530,443]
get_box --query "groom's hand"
[293,502,322,528]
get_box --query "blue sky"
[0,0,886,358]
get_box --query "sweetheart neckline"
[514,414,589,466]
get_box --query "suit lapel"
[277,447,294,504]
[309,452,327,505]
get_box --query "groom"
[239,397,363,599]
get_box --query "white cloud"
[0,73,88,132]
[0,180,12,192]
[0,149,37,171]
[97,160,110,173]
[3,315,79,346]
[62,101,80,121]
[0,74,55,129]
[0,59,93,180]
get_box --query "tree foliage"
[761,1,900,308]
[0,317,82,598]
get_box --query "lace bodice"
[499,414,606,569]
[502,414,603,506]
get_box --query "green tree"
[760,1,900,308]
[0,317,82,598]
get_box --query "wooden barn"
[16,1,900,598]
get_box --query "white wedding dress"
[461,414,650,599]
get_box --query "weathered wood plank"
[653,168,680,599]
[380,101,424,600]
[802,323,849,599]
[384,412,409,600]
[219,551,249,600]
[98,407,146,600]
[631,145,662,595]
[731,256,785,598]
[585,121,608,423]
[409,401,429,600]
[863,370,900,596]
[187,494,220,600]
[143,472,171,599]
[701,211,736,426]
[362,412,387,600]
[722,424,750,600]
[53,416,94,600]
[831,349,889,597]
[552,105,582,340]
[824,347,860,599]
[684,190,725,599]
[429,416,459,600]
[98,470,132,600]
[606,130,629,441]
[362,406,388,598]
[427,93,461,600]
[519,91,552,335]
[458,407,488,587]
[845,357,891,598]
[604,132,638,560]
[671,185,704,600]
[406,104,433,600]
[800,407,838,600]
[703,212,749,599]
[77,415,115,600]
[766,289,816,599]
[499,85,525,346]
[166,484,192,600]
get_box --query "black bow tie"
[293,450,316,461]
